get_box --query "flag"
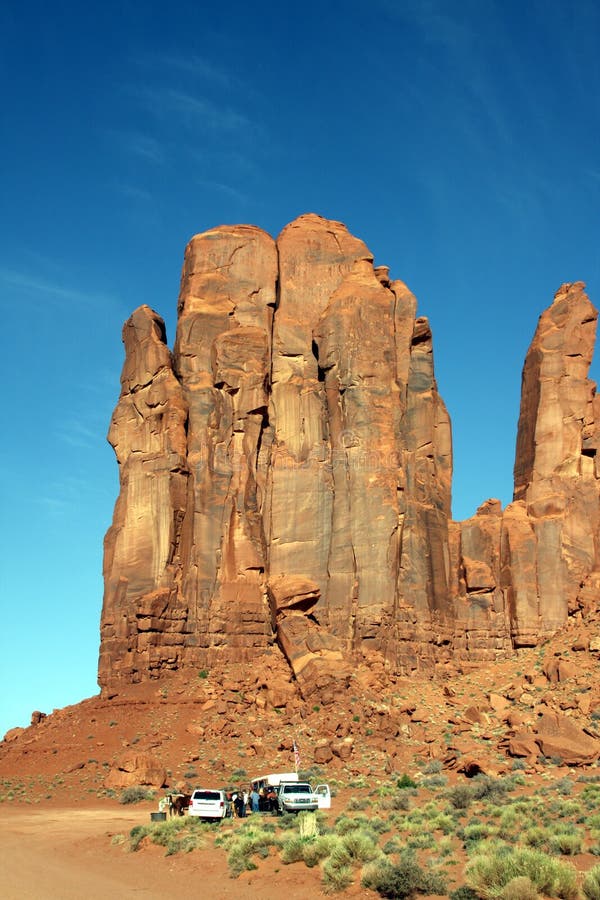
[293,740,301,772]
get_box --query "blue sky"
[1,0,599,737]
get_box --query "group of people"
[229,785,278,816]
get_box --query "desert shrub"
[430,812,458,835]
[499,875,539,900]
[226,826,279,877]
[472,775,512,802]
[449,887,479,900]
[142,817,207,856]
[434,836,455,859]
[347,795,370,811]
[367,816,391,834]
[397,774,417,789]
[422,774,448,789]
[362,854,447,898]
[498,807,527,840]
[227,842,258,877]
[277,812,301,830]
[448,784,475,810]
[463,822,495,847]
[302,835,337,867]
[547,830,583,856]
[553,778,574,797]
[522,826,549,849]
[583,864,600,900]
[381,838,403,855]
[334,815,361,836]
[120,785,154,804]
[466,846,579,899]
[280,836,306,864]
[406,831,436,851]
[328,840,352,869]
[341,829,381,863]
[423,759,443,775]
[129,824,151,851]
[322,858,353,893]
[380,789,414,811]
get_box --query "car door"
[314,784,331,809]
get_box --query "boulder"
[104,752,167,789]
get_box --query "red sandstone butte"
[100,217,600,699]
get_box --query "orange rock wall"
[99,219,600,693]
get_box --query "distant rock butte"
[99,214,600,699]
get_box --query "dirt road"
[0,805,341,899]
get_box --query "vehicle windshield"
[283,784,311,793]
[193,790,221,800]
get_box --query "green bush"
[280,836,305,864]
[228,843,258,878]
[226,826,279,877]
[362,854,446,898]
[422,774,448,789]
[499,875,539,899]
[397,774,417,789]
[119,785,154,804]
[547,830,583,856]
[347,795,370,811]
[472,775,513,802]
[466,846,579,899]
[341,829,380,863]
[522,826,549,849]
[449,888,479,900]
[334,815,361,836]
[302,835,337,868]
[583,864,600,900]
[448,784,475,810]
[129,824,150,851]
[322,858,353,893]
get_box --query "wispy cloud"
[120,132,165,164]
[56,420,103,450]
[0,267,121,310]
[37,472,114,515]
[194,178,249,205]
[138,86,254,133]
[148,52,235,90]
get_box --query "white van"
[188,788,231,819]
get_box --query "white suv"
[188,789,231,819]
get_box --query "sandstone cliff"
[99,216,599,698]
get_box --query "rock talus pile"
[99,216,600,697]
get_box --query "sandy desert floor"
[0,804,375,899]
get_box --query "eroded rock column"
[100,306,189,685]
[173,225,278,663]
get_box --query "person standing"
[234,790,245,818]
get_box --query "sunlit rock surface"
[99,218,600,696]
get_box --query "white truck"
[276,781,320,814]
